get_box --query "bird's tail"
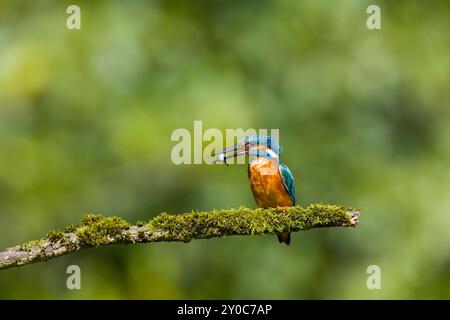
[277,232,291,245]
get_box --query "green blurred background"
[0,0,449,299]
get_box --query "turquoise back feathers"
[279,162,296,205]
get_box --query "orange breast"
[248,158,294,208]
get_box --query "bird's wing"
[279,162,296,206]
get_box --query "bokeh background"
[0,0,449,299]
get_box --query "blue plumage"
[242,136,283,155]
[279,162,296,206]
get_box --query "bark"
[0,204,360,270]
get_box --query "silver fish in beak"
[212,143,247,165]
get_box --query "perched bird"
[214,136,296,245]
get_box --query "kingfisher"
[213,136,296,245]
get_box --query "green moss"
[20,240,40,251]
[63,223,80,233]
[136,220,146,227]
[33,214,132,248]
[147,204,353,240]
[46,230,66,242]
[17,204,356,252]
[73,214,131,246]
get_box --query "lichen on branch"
[0,204,360,270]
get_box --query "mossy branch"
[0,204,360,270]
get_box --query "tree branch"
[0,204,360,270]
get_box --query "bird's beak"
[212,144,247,165]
